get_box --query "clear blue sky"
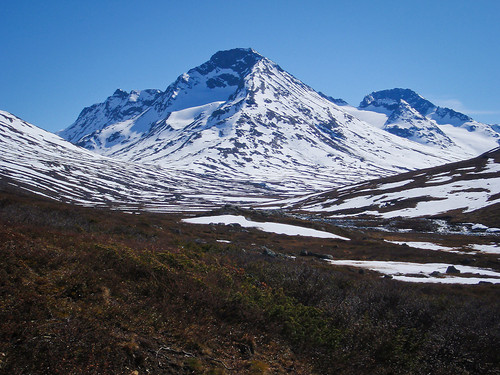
[1,0,499,132]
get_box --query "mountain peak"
[359,88,435,116]
[209,48,262,65]
[58,48,499,186]
[193,48,264,77]
[112,88,129,98]
[359,88,478,126]
[361,88,423,102]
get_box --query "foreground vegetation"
[0,190,499,374]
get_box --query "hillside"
[0,110,279,211]
[271,147,500,226]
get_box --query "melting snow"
[468,243,500,255]
[376,180,413,190]
[484,159,500,173]
[310,176,500,218]
[326,260,500,284]
[472,223,489,230]
[385,240,458,252]
[182,215,350,240]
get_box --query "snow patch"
[182,215,350,240]
[468,243,500,255]
[326,259,500,284]
[385,240,458,252]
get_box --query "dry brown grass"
[0,190,499,374]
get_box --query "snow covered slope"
[341,88,500,154]
[0,111,278,211]
[59,49,479,192]
[274,147,500,219]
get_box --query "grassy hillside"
[0,190,499,374]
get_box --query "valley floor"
[1,190,499,374]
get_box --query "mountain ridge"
[3,48,499,212]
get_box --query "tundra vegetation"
[0,190,499,374]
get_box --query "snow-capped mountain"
[0,110,278,211]
[59,48,476,192]
[3,48,499,216]
[342,88,499,154]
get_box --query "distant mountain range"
[1,48,499,215]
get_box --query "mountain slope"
[0,111,277,211]
[272,147,500,221]
[59,49,473,191]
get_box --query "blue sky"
[1,0,499,132]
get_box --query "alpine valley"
[0,48,498,211]
[2,48,500,374]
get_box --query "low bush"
[0,192,498,374]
